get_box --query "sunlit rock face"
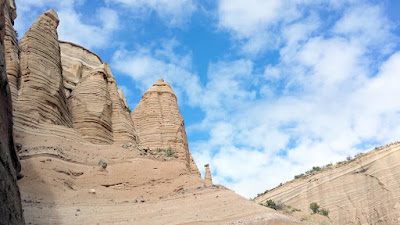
[60,41,137,145]
[131,79,200,175]
[17,9,73,128]
[255,143,400,225]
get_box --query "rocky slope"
[0,0,24,223]
[4,7,301,225]
[255,143,400,224]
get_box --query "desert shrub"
[321,208,329,217]
[264,199,283,210]
[166,147,175,157]
[155,147,176,157]
[310,202,319,213]
[294,173,305,179]
[125,107,131,113]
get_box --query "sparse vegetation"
[310,202,320,213]
[259,200,300,215]
[310,202,329,217]
[125,107,131,113]
[321,208,329,217]
[259,199,283,210]
[155,147,176,158]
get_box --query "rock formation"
[3,0,18,103]
[7,6,301,225]
[60,41,137,144]
[0,0,24,223]
[204,164,213,186]
[17,9,72,128]
[131,79,199,175]
[255,143,400,224]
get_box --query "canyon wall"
[0,0,24,223]
[255,143,400,224]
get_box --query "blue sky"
[16,0,400,198]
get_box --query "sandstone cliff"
[255,143,400,224]
[0,0,24,223]
[131,79,200,175]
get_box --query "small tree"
[310,202,319,213]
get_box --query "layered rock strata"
[0,0,24,223]
[60,41,137,144]
[255,143,400,224]
[131,79,199,175]
[3,0,18,103]
[17,9,72,128]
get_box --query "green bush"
[310,202,319,213]
[321,208,329,217]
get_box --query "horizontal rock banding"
[17,9,72,128]
[132,79,199,175]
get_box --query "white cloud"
[106,0,196,27]
[111,39,203,107]
[15,0,118,50]
[190,1,400,198]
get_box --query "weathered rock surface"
[131,79,199,175]
[105,63,137,144]
[204,163,213,186]
[0,0,24,223]
[60,42,137,144]
[255,143,400,224]
[3,0,18,103]
[17,9,72,128]
[68,66,113,144]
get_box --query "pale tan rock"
[131,79,200,175]
[255,143,400,225]
[118,88,129,109]
[204,163,213,186]
[105,63,137,144]
[59,41,138,145]
[16,9,72,128]
[68,66,113,144]
[3,0,19,103]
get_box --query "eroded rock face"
[105,63,137,144]
[68,67,113,144]
[255,143,400,224]
[0,0,24,223]
[3,0,18,103]
[60,42,137,144]
[204,164,213,186]
[131,79,199,175]
[17,9,72,128]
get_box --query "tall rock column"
[131,79,199,175]
[0,0,24,223]
[204,164,213,186]
[16,9,72,128]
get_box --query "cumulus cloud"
[105,0,196,27]
[111,39,203,106]
[15,0,118,50]
[188,1,400,198]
